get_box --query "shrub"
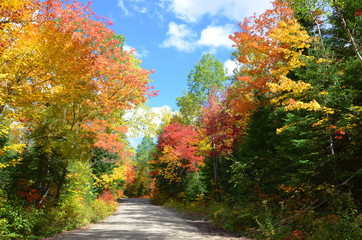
[0,200,44,239]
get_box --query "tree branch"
[333,1,362,67]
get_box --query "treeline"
[149,0,362,239]
[0,0,153,239]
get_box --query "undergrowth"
[152,191,362,240]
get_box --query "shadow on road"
[46,198,245,240]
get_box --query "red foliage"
[335,129,345,135]
[285,230,305,240]
[125,161,135,185]
[98,190,115,203]
[18,189,41,203]
[201,93,244,157]
[157,122,204,172]
[326,214,338,224]
[291,230,304,239]
[40,0,156,154]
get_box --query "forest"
[1,0,362,239]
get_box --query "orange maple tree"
[0,0,155,158]
[228,0,312,127]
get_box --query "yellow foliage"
[0,119,25,169]
[352,106,362,112]
[196,128,211,154]
[269,19,312,77]
[0,144,26,155]
[268,76,312,96]
[158,145,182,182]
[93,163,128,190]
[311,118,328,127]
[276,123,296,134]
[316,58,331,64]
[275,98,335,115]
[265,17,335,117]
[0,157,22,169]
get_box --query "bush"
[0,161,120,239]
[92,190,118,222]
[0,200,44,240]
[308,215,362,240]
[35,163,119,237]
[184,172,206,202]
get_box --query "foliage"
[176,53,228,124]
[125,137,156,197]
[125,105,173,138]
[1,0,362,238]
[155,123,205,175]
[152,122,206,198]
[0,0,154,238]
[152,0,362,239]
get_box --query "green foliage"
[56,161,95,225]
[125,137,156,197]
[176,53,228,124]
[153,1,362,239]
[125,105,173,138]
[309,218,362,240]
[135,137,156,165]
[0,199,43,239]
[0,159,119,239]
[184,172,206,201]
[91,149,120,195]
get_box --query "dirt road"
[47,198,246,240]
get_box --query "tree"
[126,136,156,196]
[176,53,227,124]
[228,0,312,119]
[124,105,173,139]
[287,0,362,66]
[1,0,154,208]
[226,1,362,237]
[152,123,206,197]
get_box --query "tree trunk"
[333,0,362,67]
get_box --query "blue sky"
[79,0,272,110]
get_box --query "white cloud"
[168,0,272,22]
[135,48,149,58]
[169,0,224,22]
[123,44,133,52]
[117,0,129,15]
[161,22,196,52]
[117,0,149,16]
[123,44,149,58]
[224,59,238,76]
[196,24,235,49]
[162,22,235,52]
[133,5,148,14]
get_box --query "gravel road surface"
[46,198,248,240]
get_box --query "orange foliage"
[228,0,311,124]
[1,0,155,158]
[154,123,205,182]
